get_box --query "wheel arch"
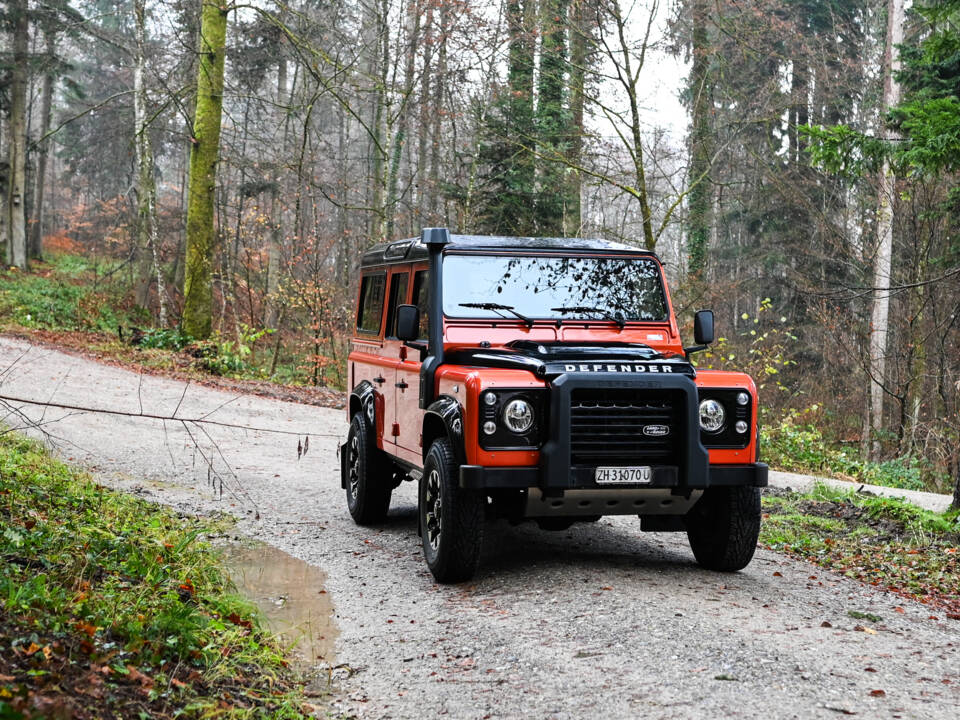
[349,380,376,423]
[421,395,465,465]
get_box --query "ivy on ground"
[761,484,960,618]
[0,433,319,719]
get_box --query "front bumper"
[460,462,768,490]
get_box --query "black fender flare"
[349,381,377,426]
[421,395,465,465]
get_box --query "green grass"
[0,255,136,333]
[0,432,317,718]
[761,484,960,613]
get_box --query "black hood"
[444,340,695,379]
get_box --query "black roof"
[360,234,657,268]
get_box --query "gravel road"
[1,336,958,720]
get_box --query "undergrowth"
[0,254,340,388]
[0,432,318,718]
[761,411,947,492]
[761,483,960,616]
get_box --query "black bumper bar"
[460,463,768,490]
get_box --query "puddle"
[224,543,338,670]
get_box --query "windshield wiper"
[551,305,626,329]
[459,302,534,328]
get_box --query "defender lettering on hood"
[560,362,675,374]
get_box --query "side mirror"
[694,310,715,345]
[396,304,420,342]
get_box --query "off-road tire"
[686,486,761,571]
[420,438,484,583]
[345,413,392,525]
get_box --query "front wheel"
[345,413,392,525]
[419,438,484,583]
[686,486,761,571]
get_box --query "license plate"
[594,466,653,485]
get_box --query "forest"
[1,0,959,502]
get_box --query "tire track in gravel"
[1,336,958,719]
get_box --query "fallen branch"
[0,393,340,439]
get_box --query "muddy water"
[225,543,338,668]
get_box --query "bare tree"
[134,0,167,324]
[5,0,29,269]
[867,0,904,460]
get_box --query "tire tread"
[421,438,484,583]
[687,486,761,571]
[345,413,392,525]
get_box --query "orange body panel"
[695,370,759,465]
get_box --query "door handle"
[395,380,409,389]
[373,375,386,384]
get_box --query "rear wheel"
[345,413,392,525]
[686,486,761,571]
[420,438,484,583]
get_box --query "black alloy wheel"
[419,437,484,583]
[345,412,392,525]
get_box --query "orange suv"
[340,228,767,582]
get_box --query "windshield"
[443,254,668,322]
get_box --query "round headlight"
[699,399,726,433]
[736,392,750,406]
[735,420,749,434]
[482,421,497,435]
[502,399,535,433]
[484,392,497,406]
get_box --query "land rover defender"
[340,228,767,582]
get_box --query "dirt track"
[1,335,958,719]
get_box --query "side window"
[411,270,429,340]
[384,271,409,338]
[356,273,386,335]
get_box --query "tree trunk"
[610,0,655,249]
[182,0,228,339]
[134,0,167,324]
[30,26,57,262]
[416,1,434,225]
[428,0,449,223]
[686,0,712,280]
[536,0,570,237]
[265,53,287,329]
[5,0,29,270]
[789,54,809,162]
[364,0,389,242]
[385,0,421,240]
[565,0,588,236]
[335,102,350,286]
[506,0,536,235]
[867,0,904,460]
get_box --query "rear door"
[396,268,429,460]
[382,269,410,452]
[351,271,393,448]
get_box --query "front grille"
[569,388,680,466]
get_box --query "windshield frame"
[441,249,671,324]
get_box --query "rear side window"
[384,272,409,338]
[356,273,386,335]
[412,270,429,340]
